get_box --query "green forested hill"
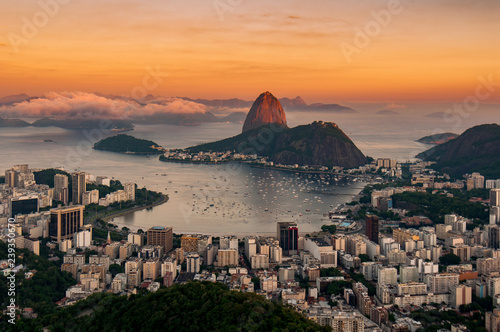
[417,124,500,178]
[33,168,70,188]
[20,281,330,332]
[188,121,367,168]
[0,241,76,330]
[94,134,165,154]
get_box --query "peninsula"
[161,91,367,169]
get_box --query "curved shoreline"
[161,157,376,180]
[103,194,169,222]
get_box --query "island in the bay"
[161,91,367,169]
[94,134,166,155]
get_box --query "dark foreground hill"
[21,281,330,332]
[189,121,367,168]
[416,123,500,178]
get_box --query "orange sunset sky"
[1,0,499,103]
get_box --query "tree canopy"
[22,281,331,331]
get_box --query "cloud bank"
[0,92,209,120]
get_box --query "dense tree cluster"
[320,225,336,234]
[410,307,486,332]
[392,191,489,224]
[12,281,331,331]
[0,241,76,329]
[85,180,124,198]
[439,253,461,266]
[33,169,70,188]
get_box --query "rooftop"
[149,226,172,231]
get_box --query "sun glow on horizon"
[0,0,499,103]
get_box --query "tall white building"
[451,285,472,309]
[269,245,282,264]
[73,226,92,248]
[71,172,86,205]
[82,189,99,205]
[304,237,337,268]
[467,173,484,190]
[111,273,127,293]
[186,253,200,273]
[96,176,111,186]
[361,262,380,281]
[128,233,144,246]
[398,282,427,296]
[161,258,178,280]
[54,174,69,204]
[425,273,459,294]
[491,206,500,225]
[378,267,398,286]
[124,182,136,201]
[445,214,458,224]
[380,237,399,256]
[217,249,238,267]
[244,237,257,260]
[422,231,437,248]
[332,234,346,251]
[488,277,500,298]
[400,266,419,283]
[330,310,364,332]
[486,180,500,189]
[418,260,439,280]
[220,236,238,250]
[363,237,380,260]
[430,245,442,263]
[251,254,269,269]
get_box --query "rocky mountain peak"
[242,91,287,133]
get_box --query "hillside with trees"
[93,134,165,155]
[392,191,489,226]
[14,281,331,331]
[417,124,500,178]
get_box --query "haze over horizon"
[1,0,499,104]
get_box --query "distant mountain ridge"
[279,96,307,109]
[0,117,31,127]
[31,117,134,131]
[0,94,31,105]
[417,124,500,178]
[179,95,356,113]
[181,97,252,109]
[0,93,356,129]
